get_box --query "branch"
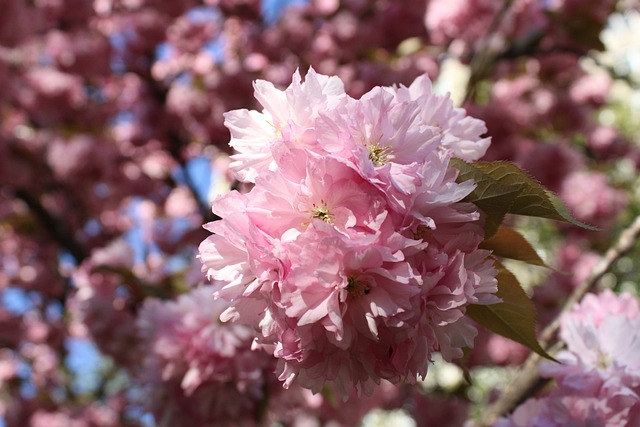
[469,214,640,427]
[167,131,221,223]
[13,188,89,264]
[462,0,515,105]
[137,62,220,223]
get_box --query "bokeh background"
[1,0,640,425]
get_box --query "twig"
[469,214,640,427]
[13,188,88,264]
[140,63,220,223]
[167,131,221,223]
[462,0,515,105]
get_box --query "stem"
[469,215,640,427]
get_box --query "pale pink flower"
[199,191,277,298]
[136,285,273,426]
[495,381,640,427]
[541,291,640,387]
[314,74,489,208]
[200,70,498,394]
[559,171,627,230]
[396,74,491,161]
[563,289,640,326]
[276,223,426,391]
[225,68,346,182]
[500,291,640,427]
[245,154,391,241]
[314,86,444,213]
[317,85,441,162]
[410,221,499,361]
[549,314,640,386]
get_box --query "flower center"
[368,142,393,166]
[266,119,283,139]
[346,276,370,297]
[311,203,333,223]
[596,350,612,369]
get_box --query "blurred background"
[1,0,640,425]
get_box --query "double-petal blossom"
[200,69,497,393]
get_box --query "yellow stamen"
[311,201,333,224]
[366,138,394,166]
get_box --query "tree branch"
[167,131,221,223]
[469,214,640,427]
[13,188,89,264]
[462,0,515,105]
[137,61,221,224]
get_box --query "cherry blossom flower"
[541,290,640,388]
[225,68,346,182]
[136,285,274,426]
[498,291,640,427]
[200,70,497,394]
[559,171,627,231]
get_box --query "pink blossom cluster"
[136,285,274,426]
[135,284,408,426]
[559,171,627,231]
[496,290,640,426]
[1,0,637,424]
[199,69,498,394]
[425,0,616,56]
[67,240,140,367]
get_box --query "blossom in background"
[599,10,640,85]
[199,69,497,394]
[542,290,640,390]
[559,171,627,231]
[496,290,640,427]
[532,242,602,326]
[2,0,638,425]
[136,285,273,426]
[67,241,140,368]
[135,284,406,426]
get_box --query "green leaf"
[471,161,598,229]
[466,261,554,360]
[546,191,599,229]
[449,158,521,238]
[450,159,598,231]
[479,225,548,267]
